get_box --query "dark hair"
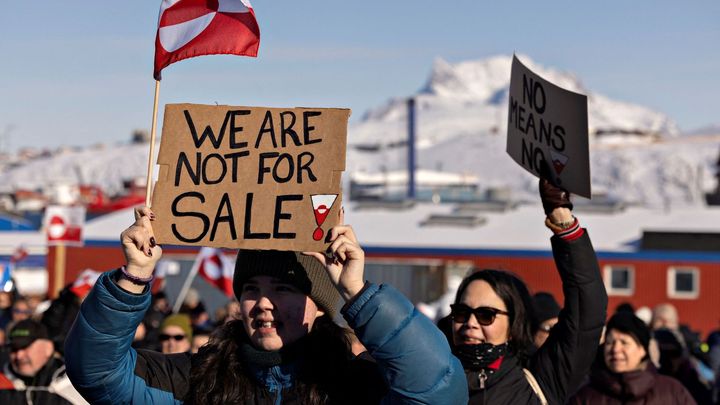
[186,315,354,404]
[453,269,535,363]
[614,302,635,314]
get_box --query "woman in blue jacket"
[64,208,467,404]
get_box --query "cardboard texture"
[152,104,349,251]
[506,55,591,198]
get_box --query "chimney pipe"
[407,97,416,200]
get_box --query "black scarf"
[453,342,509,373]
[238,337,308,368]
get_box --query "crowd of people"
[0,179,718,404]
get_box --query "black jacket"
[465,231,608,404]
[41,287,81,355]
[133,348,388,404]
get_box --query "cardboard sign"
[45,205,85,246]
[506,55,591,198]
[152,104,349,251]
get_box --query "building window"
[667,267,700,299]
[603,265,634,296]
[364,259,445,304]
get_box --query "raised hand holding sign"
[151,104,349,252]
[506,55,591,198]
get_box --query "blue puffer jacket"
[65,270,467,404]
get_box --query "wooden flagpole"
[145,80,161,207]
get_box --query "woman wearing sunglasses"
[448,179,608,404]
[64,208,467,404]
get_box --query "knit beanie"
[161,314,193,340]
[233,250,340,318]
[606,312,650,353]
[532,292,561,325]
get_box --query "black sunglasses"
[450,303,509,326]
[159,334,186,342]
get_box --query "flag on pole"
[10,244,28,264]
[194,247,235,297]
[69,269,102,298]
[154,0,260,80]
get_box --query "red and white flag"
[44,205,85,246]
[195,247,234,297]
[69,269,102,298]
[10,245,28,264]
[154,0,260,80]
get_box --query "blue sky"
[1,1,718,151]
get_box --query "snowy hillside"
[352,55,679,147]
[0,143,156,197]
[347,55,718,208]
[348,130,720,207]
[0,55,718,209]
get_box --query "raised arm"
[530,180,608,403]
[306,217,468,404]
[65,208,184,404]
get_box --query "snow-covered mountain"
[347,55,718,208]
[351,55,678,147]
[0,55,718,209]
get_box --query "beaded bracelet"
[119,266,155,285]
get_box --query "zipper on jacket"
[478,369,487,390]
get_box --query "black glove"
[539,178,573,215]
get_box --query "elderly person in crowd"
[569,312,696,404]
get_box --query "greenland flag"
[195,247,235,297]
[69,269,102,298]
[154,0,260,80]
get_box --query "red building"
[47,203,720,336]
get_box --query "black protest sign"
[152,104,349,251]
[506,55,591,198]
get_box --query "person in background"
[11,298,34,324]
[64,207,467,404]
[212,300,242,325]
[189,302,213,331]
[0,290,16,331]
[651,303,679,331]
[530,292,560,349]
[179,288,202,316]
[634,306,653,326]
[708,328,720,404]
[142,291,171,350]
[569,312,696,404]
[0,320,87,405]
[159,313,193,354]
[40,276,98,355]
[447,178,607,404]
[614,302,635,315]
[654,328,713,404]
[191,327,211,354]
[652,303,714,403]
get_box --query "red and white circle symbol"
[158,0,252,52]
[48,215,67,240]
